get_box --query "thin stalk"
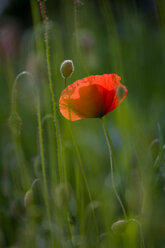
[30,0,58,186]
[36,89,55,247]
[64,77,67,88]
[37,0,64,182]
[65,208,74,246]
[45,30,63,182]
[102,117,127,219]
[42,114,58,185]
[129,219,145,248]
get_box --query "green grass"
[0,0,165,247]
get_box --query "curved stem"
[102,117,127,219]
[129,219,145,248]
[10,71,35,190]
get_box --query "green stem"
[45,33,63,182]
[65,208,73,246]
[102,117,127,219]
[129,219,145,248]
[64,77,67,88]
[38,0,64,182]
[36,90,55,247]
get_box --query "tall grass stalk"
[41,114,58,184]
[30,0,58,185]
[102,117,127,219]
[37,0,64,182]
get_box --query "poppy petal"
[59,74,127,121]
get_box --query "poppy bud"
[111,219,128,235]
[60,60,74,79]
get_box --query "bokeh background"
[0,0,165,247]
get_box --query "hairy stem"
[38,0,64,182]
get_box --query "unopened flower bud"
[60,60,74,79]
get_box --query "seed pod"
[60,60,74,79]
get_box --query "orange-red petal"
[59,74,128,121]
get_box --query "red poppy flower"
[59,74,128,121]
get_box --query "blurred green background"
[0,0,165,247]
